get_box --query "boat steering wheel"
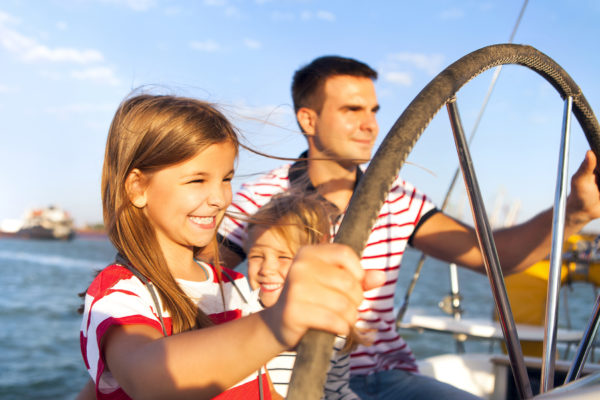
[286,43,600,400]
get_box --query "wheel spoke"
[447,97,533,399]
[542,96,574,392]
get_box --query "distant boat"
[17,206,75,240]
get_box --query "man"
[218,56,600,399]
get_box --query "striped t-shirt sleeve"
[80,265,166,397]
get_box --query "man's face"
[308,75,379,167]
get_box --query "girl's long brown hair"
[101,93,239,334]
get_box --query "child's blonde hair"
[101,93,239,334]
[245,192,333,253]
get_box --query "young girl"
[244,193,366,400]
[79,93,382,399]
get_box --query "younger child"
[79,93,382,399]
[244,192,364,399]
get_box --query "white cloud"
[125,0,157,11]
[478,2,494,12]
[0,83,18,93]
[243,38,262,50]
[380,52,445,87]
[316,10,336,22]
[71,66,120,86]
[164,6,182,16]
[388,52,445,75]
[225,6,242,18]
[25,46,103,63]
[0,10,20,24]
[0,12,104,64]
[39,69,63,80]
[299,10,336,22]
[439,8,465,20]
[204,0,227,6]
[190,39,220,52]
[201,0,242,18]
[300,11,312,20]
[383,71,412,86]
[100,0,157,11]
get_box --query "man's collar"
[288,150,312,189]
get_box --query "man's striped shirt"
[219,158,436,375]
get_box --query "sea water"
[0,237,114,400]
[0,237,597,399]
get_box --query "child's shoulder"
[210,264,246,284]
[86,263,141,298]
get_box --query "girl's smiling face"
[246,227,296,307]
[137,141,235,265]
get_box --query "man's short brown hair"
[291,55,377,113]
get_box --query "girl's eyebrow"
[179,172,207,182]
[183,168,235,178]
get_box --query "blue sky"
[1,0,600,232]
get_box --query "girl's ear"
[125,168,148,208]
[296,107,317,136]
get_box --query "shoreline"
[0,229,108,240]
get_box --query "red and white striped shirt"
[80,261,269,399]
[219,158,436,375]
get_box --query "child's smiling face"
[135,141,235,264]
[246,227,296,307]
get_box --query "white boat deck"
[400,312,598,399]
[398,312,583,343]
